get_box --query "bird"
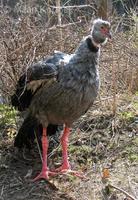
[11,18,111,181]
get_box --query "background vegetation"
[0,0,137,200]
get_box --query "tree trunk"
[56,0,61,25]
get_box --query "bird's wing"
[11,62,59,111]
[11,51,71,111]
[26,62,58,93]
[26,62,58,82]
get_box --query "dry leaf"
[102,168,110,179]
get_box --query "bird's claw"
[32,170,57,182]
[53,164,71,173]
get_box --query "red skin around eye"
[101,28,108,35]
[101,28,112,39]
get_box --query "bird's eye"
[101,26,104,29]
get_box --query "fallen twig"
[108,184,137,200]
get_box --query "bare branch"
[50,4,94,9]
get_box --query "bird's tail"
[14,116,60,149]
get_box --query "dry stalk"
[56,0,63,51]
[34,131,42,163]
[111,42,117,116]
[108,183,138,200]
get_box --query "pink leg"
[33,128,56,181]
[58,126,71,171]
[54,126,87,179]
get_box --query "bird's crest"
[93,18,111,27]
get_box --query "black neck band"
[86,37,99,53]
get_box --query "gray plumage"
[14,18,111,131]
[29,35,100,127]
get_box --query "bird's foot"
[53,163,71,173]
[62,169,87,179]
[32,170,57,182]
[53,164,87,179]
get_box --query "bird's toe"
[32,170,57,182]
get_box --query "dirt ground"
[0,141,75,200]
[0,96,138,200]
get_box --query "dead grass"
[0,2,138,200]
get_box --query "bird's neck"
[70,36,100,72]
[66,36,100,84]
[61,37,100,92]
[74,35,100,56]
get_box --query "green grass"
[122,137,138,162]
[0,104,17,127]
[121,111,135,119]
[119,93,138,121]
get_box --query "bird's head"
[91,19,112,46]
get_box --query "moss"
[69,144,92,155]
[120,111,135,121]
[0,104,17,127]
[129,154,138,162]
[132,101,138,110]
[134,137,138,145]
[68,144,93,165]
[122,141,138,162]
